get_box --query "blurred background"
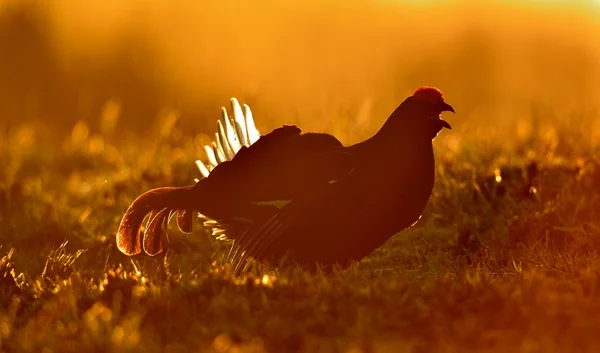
[0,0,599,143]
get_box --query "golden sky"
[1,0,599,137]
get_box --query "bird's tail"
[116,186,197,256]
[116,98,261,256]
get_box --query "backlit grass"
[1,107,599,352]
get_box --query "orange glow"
[1,0,599,139]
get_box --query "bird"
[116,87,454,272]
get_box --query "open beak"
[439,102,454,130]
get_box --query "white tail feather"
[196,98,261,177]
[222,107,241,154]
[231,98,249,147]
[244,104,260,145]
[204,145,218,168]
[196,160,210,178]
[212,142,226,163]
[217,120,235,160]
[193,98,262,245]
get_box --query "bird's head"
[408,86,454,139]
[384,86,454,141]
[410,86,454,139]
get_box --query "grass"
[1,107,600,353]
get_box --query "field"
[2,1,600,352]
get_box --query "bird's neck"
[352,124,437,195]
[352,122,432,158]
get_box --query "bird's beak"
[439,119,452,130]
[440,102,455,114]
[439,102,454,130]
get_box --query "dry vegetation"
[1,1,600,352]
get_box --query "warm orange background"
[1,0,599,142]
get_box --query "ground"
[1,112,600,353]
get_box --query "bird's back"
[194,125,344,222]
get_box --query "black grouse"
[116,87,454,271]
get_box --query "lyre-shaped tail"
[116,98,261,256]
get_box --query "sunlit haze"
[3,2,600,351]
[1,0,599,140]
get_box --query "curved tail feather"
[176,209,194,233]
[143,207,170,256]
[116,186,194,256]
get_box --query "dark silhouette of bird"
[116,87,454,271]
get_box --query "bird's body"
[116,87,454,271]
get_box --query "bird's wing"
[195,125,344,227]
[227,149,358,271]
